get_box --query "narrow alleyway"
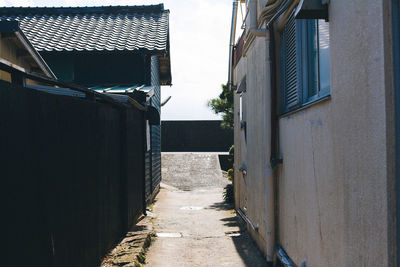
[145,152,267,267]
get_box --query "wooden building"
[0,5,172,201]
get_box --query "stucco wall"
[234,0,396,265]
[277,0,395,266]
[278,101,343,266]
[234,36,273,261]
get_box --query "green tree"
[208,83,233,129]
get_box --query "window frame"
[280,15,331,115]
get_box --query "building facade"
[0,5,171,202]
[232,0,398,265]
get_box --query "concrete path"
[145,153,267,267]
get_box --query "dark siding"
[151,125,161,191]
[393,0,400,263]
[1,80,145,267]
[41,52,149,86]
[150,55,162,192]
[125,109,145,228]
[41,53,75,82]
[145,148,152,200]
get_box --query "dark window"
[281,13,330,114]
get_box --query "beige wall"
[234,36,273,260]
[0,34,33,69]
[233,0,396,265]
[0,33,42,83]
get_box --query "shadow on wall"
[161,120,233,152]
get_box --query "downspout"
[266,1,294,265]
[268,22,281,265]
[228,0,238,91]
[264,23,275,265]
[237,0,291,264]
[249,0,267,37]
[254,0,291,263]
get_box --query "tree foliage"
[208,83,233,129]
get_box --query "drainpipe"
[248,0,267,37]
[266,1,292,265]
[268,23,280,266]
[264,26,275,265]
[228,0,238,91]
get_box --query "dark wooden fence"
[161,120,233,152]
[1,80,145,267]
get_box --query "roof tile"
[0,5,169,52]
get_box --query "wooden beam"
[16,48,29,58]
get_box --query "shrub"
[223,183,234,204]
[227,168,234,181]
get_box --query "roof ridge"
[0,4,166,15]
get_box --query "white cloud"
[1,0,35,6]
[2,0,232,120]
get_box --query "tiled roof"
[0,5,169,52]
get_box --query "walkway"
[145,152,268,267]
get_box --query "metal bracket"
[276,245,296,267]
[270,155,283,169]
[295,0,329,20]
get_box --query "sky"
[0,0,236,121]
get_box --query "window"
[239,93,247,143]
[281,13,330,114]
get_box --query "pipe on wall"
[228,0,239,91]
[242,0,276,262]
[250,0,292,262]
[249,0,267,36]
[266,0,295,264]
[263,24,277,264]
[259,0,285,24]
[237,208,259,231]
[233,0,294,263]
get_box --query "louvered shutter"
[283,14,299,109]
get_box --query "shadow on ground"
[211,203,270,267]
[205,201,234,211]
